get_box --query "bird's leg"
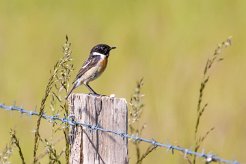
[85,83,99,95]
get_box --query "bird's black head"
[90,44,116,56]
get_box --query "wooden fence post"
[69,93,128,164]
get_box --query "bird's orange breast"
[98,57,108,73]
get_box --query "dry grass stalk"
[193,37,232,164]
[33,35,73,163]
[129,78,158,164]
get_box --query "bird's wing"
[73,55,101,84]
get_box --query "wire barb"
[0,103,239,164]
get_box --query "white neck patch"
[92,52,106,58]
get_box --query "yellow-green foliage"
[0,1,245,163]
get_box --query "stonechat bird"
[66,44,116,99]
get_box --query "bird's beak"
[110,46,116,50]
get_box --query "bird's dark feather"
[73,55,101,84]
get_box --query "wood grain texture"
[69,94,128,164]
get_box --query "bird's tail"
[65,84,77,100]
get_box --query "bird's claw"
[88,93,107,97]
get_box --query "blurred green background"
[0,0,245,163]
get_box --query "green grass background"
[0,0,245,163]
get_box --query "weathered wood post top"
[69,93,128,164]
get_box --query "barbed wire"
[0,103,239,164]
